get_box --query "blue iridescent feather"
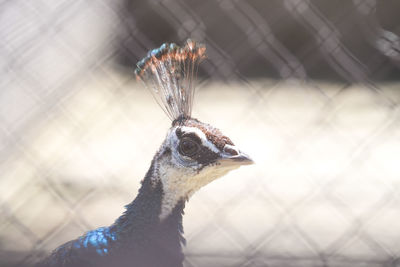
[73,227,116,255]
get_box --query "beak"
[218,145,254,167]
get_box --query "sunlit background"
[1,0,400,266]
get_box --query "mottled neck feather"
[110,158,186,266]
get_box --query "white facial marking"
[180,126,220,153]
[156,128,239,221]
[158,157,239,220]
[156,126,239,220]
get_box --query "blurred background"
[1,0,400,266]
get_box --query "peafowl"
[37,39,253,267]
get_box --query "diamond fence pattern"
[1,0,400,266]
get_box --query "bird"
[36,39,253,267]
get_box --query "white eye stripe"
[179,126,220,153]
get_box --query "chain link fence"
[1,0,400,266]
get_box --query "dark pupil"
[180,138,199,156]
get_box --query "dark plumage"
[37,40,253,267]
[39,155,184,267]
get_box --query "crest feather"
[135,39,206,121]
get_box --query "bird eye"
[179,137,200,157]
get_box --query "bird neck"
[110,159,186,264]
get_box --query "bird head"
[152,117,252,219]
[135,40,253,219]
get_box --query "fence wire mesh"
[1,0,400,266]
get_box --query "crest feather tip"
[135,39,205,121]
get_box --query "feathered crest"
[135,39,206,122]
